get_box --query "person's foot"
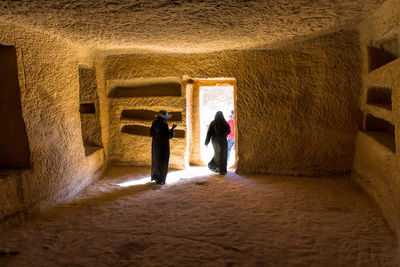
[219,171,226,175]
[208,162,219,173]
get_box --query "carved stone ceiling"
[0,0,383,52]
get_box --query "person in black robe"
[150,110,177,185]
[205,111,231,175]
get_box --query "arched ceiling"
[0,0,384,53]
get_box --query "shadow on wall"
[367,36,399,72]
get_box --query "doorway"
[199,85,235,168]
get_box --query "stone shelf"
[363,113,396,153]
[109,97,186,110]
[363,103,393,124]
[84,145,103,157]
[119,120,187,131]
[365,58,400,89]
[362,131,396,153]
[121,125,185,138]
[108,80,182,98]
[121,109,182,122]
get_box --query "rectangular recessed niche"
[78,65,103,156]
[366,86,392,110]
[173,129,185,138]
[364,113,395,152]
[109,81,181,98]
[121,109,182,122]
[80,103,95,114]
[84,145,102,156]
[0,45,31,169]
[121,125,185,138]
[368,36,399,72]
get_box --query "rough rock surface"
[0,22,104,224]
[0,0,385,52]
[353,0,400,240]
[102,30,361,176]
[0,0,399,249]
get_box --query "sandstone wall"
[352,0,400,239]
[102,30,361,175]
[0,22,105,224]
[104,77,187,169]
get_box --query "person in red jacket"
[227,110,235,163]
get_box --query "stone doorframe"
[182,76,237,168]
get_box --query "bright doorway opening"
[199,85,235,168]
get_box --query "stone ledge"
[108,78,182,98]
[362,103,393,124]
[365,58,400,89]
[121,109,182,122]
[121,125,185,138]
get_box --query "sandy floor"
[0,167,399,266]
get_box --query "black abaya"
[205,112,231,174]
[150,117,174,184]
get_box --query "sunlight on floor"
[116,167,212,187]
